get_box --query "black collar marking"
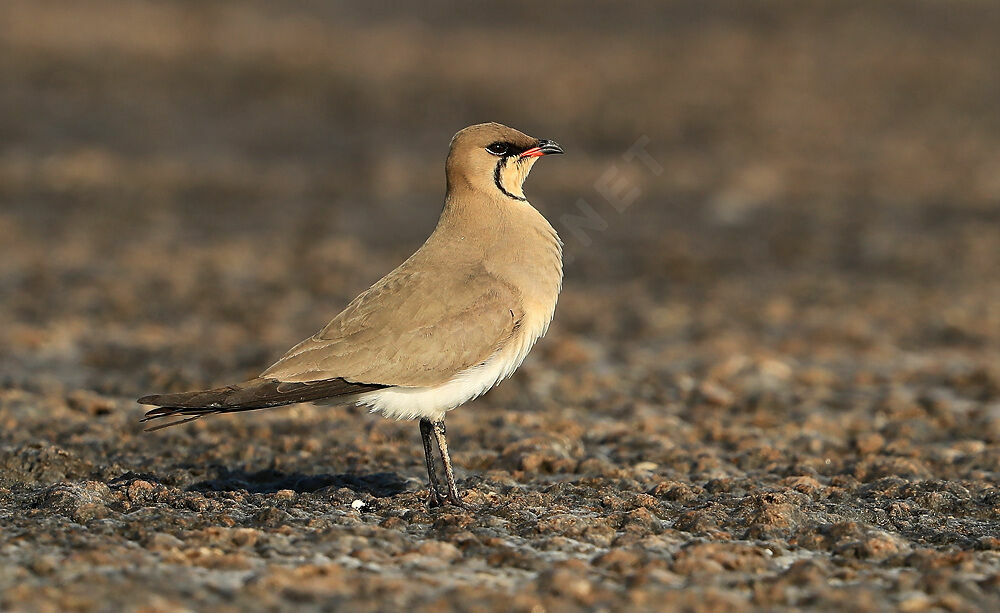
[494,156,527,202]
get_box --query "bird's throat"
[493,157,534,202]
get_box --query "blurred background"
[3,1,1000,610]
[3,0,1000,394]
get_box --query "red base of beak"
[519,147,545,158]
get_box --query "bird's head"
[445,122,563,202]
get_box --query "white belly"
[355,314,550,421]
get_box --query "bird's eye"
[486,142,510,156]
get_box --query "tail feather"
[138,377,386,430]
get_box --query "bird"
[138,122,564,507]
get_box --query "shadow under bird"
[139,122,564,507]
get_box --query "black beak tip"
[538,139,564,155]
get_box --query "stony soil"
[2,1,1000,611]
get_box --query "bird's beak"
[520,139,564,158]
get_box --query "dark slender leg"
[431,420,465,507]
[419,418,443,507]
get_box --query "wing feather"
[262,267,523,387]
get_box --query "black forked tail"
[138,377,386,430]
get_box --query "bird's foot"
[426,488,470,510]
[445,492,469,509]
[426,487,445,508]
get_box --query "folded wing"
[262,266,524,388]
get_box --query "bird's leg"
[419,418,444,507]
[431,419,465,507]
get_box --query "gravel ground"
[2,1,1000,611]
